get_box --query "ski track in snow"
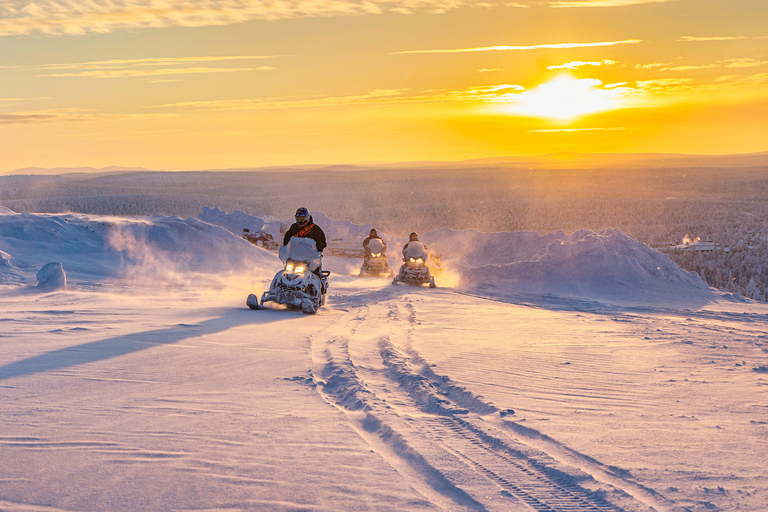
[308,283,692,512]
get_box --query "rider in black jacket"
[283,207,327,253]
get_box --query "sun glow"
[504,75,622,121]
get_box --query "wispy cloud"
[41,67,272,78]
[678,36,748,42]
[0,108,171,124]
[19,55,279,79]
[549,0,679,7]
[635,58,768,73]
[530,127,627,132]
[37,56,279,71]
[391,39,642,54]
[547,59,616,70]
[0,1,492,37]
[635,62,667,70]
[724,58,768,69]
[148,89,415,111]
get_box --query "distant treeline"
[3,165,768,300]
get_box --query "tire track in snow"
[310,294,685,511]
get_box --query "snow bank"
[426,228,713,305]
[199,207,267,238]
[1,206,713,304]
[36,262,67,291]
[0,211,280,286]
[195,208,713,305]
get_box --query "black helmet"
[295,207,310,225]
[369,228,378,237]
[409,232,418,241]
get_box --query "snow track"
[309,291,682,512]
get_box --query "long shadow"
[0,307,291,381]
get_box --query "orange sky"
[1,0,766,171]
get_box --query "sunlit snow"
[1,206,766,512]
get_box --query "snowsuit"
[283,215,327,253]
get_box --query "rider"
[283,207,327,274]
[363,228,386,260]
[402,232,428,261]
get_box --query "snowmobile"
[392,240,436,288]
[358,237,394,277]
[241,228,279,251]
[247,237,330,314]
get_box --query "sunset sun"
[503,75,623,121]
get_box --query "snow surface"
[1,206,767,512]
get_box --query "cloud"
[0,108,173,124]
[12,55,280,79]
[548,0,679,6]
[678,36,748,42]
[148,89,416,111]
[724,58,768,69]
[658,64,719,72]
[41,67,270,78]
[530,127,627,132]
[547,59,616,70]
[37,55,280,71]
[0,1,491,37]
[391,39,642,54]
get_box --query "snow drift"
[425,228,713,305]
[197,208,714,306]
[36,262,67,291]
[0,208,279,287]
[1,206,714,305]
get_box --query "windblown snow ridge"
[0,208,278,286]
[202,207,714,305]
[425,227,713,305]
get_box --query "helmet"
[369,228,378,237]
[409,232,418,241]
[295,207,310,225]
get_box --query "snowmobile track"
[309,295,674,512]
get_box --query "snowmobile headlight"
[409,257,416,262]
[410,257,423,264]
[293,264,306,274]
[286,262,294,272]
[372,252,381,258]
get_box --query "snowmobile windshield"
[280,236,321,272]
[367,238,385,254]
[404,241,428,261]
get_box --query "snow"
[1,206,767,512]
[36,262,67,291]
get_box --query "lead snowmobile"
[392,240,436,288]
[358,237,393,277]
[247,237,330,314]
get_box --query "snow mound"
[199,207,267,238]
[0,249,25,285]
[432,228,713,305]
[0,211,279,286]
[0,206,16,215]
[37,262,67,291]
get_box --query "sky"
[1,0,767,171]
